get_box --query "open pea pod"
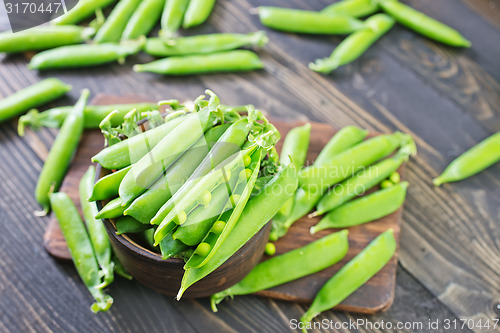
[185,149,262,269]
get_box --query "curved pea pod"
[258,7,365,35]
[321,0,379,18]
[144,31,268,57]
[35,89,88,213]
[300,229,396,331]
[182,0,216,28]
[124,124,230,223]
[177,162,298,299]
[94,0,142,43]
[80,166,114,288]
[115,216,150,235]
[160,0,190,38]
[122,0,165,40]
[211,229,349,311]
[0,78,71,123]
[89,166,131,202]
[95,197,127,219]
[50,192,113,312]
[311,182,408,233]
[433,132,500,186]
[92,112,186,169]
[379,0,470,47]
[159,229,189,260]
[314,126,368,166]
[309,14,395,73]
[133,50,264,75]
[118,109,214,205]
[53,0,116,25]
[28,40,144,70]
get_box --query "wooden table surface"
[1,0,499,332]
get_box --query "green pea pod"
[115,216,150,235]
[160,0,190,38]
[92,112,186,169]
[94,0,142,43]
[312,182,408,233]
[122,0,164,40]
[119,109,214,205]
[79,166,114,288]
[0,78,71,123]
[89,166,131,202]
[211,229,349,311]
[159,229,189,260]
[258,7,365,35]
[124,124,230,223]
[95,197,127,219]
[433,132,500,185]
[50,192,113,312]
[314,126,368,166]
[18,103,157,136]
[177,162,298,299]
[139,228,157,251]
[185,149,262,269]
[379,0,470,47]
[35,89,88,213]
[145,31,268,57]
[300,229,396,331]
[309,14,395,73]
[182,0,216,28]
[134,50,264,75]
[0,26,95,53]
[313,140,415,216]
[53,0,116,25]
[322,0,380,18]
[28,40,144,70]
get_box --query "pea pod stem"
[322,0,379,18]
[182,0,216,28]
[94,0,142,43]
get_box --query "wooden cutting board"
[43,95,404,314]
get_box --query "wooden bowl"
[95,165,270,298]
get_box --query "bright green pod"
[95,197,127,219]
[115,216,150,235]
[182,0,216,28]
[122,0,164,40]
[53,0,116,25]
[322,0,379,18]
[159,229,189,260]
[90,166,132,202]
[160,0,190,38]
[94,0,142,43]
[314,126,368,166]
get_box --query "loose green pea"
[211,220,226,234]
[389,172,400,184]
[196,242,211,257]
[265,242,276,256]
[380,180,394,189]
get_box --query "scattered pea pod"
[134,50,264,75]
[95,197,127,219]
[258,7,365,35]
[35,89,89,213]
[121,0,164,40]
[182,0,216,28]
[0,26,95,53]
[53,0,116,25]
[322,0,379,18]
[300,229,396,332]
[177,162,298,299]
[314,126,368,166]
[94,0,142,43]
[379,0,471,47]
[433,132,500,186]
[115,216,150,235]
[210,230,349,311]
[50,192,113,312]
[309,14,395,73]
[28,40,144,70]
[0,78,71,123]
[311,182,408,233]
[144,31,268,57]
[160,0,190,38]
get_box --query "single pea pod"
[35,89,88,213]
[0,26,94,53]
[159,229,189,260]
[18,102,157,136]
[0,78,71,123]
[309,14,395,73]
[145,31,268,57]
[379,0,470,47]
[94,0,142,43]
[433,132,500,186]
[182,0,216,28]
[321,0,379,18]
[160,0,190,38]
[92,112,186,169]
[118,108,214,205]
[311,182,408,233]
[80,166,114,288]
[95,197,127,219]
[53,0,116,25]
[116,216,150,235]
[134,50,264,75]
[28,40,144,70]
[177,162,298,299]
[211,229,349,311]
[124,124,230,223]
[89,166,131,202]
[314,126,368,166]
[300,229,396,331]
[121,0,164,40]
[50,192,113,312]
[258,7,365,35]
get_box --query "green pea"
[380,180,394,189]
[210,220,226,234]
[264,242,276,256]
[121,0,164,40]
[389,171,401,184]
[94,0,142,43]
[195,242,211,257]
[174,211,187,225]
[182,0,216,28]
[243,154,252,167]
[199,191,212,206]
